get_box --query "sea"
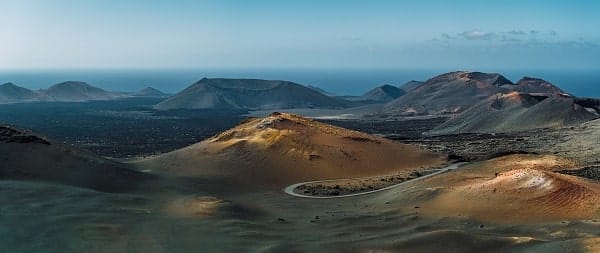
[0,68,599,97]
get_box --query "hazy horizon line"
[2,67,600,72]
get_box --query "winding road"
[283,162,468,199]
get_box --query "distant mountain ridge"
[0,81,125,103]
[0,70,590,126]
[154,78,350,110]
[382,71,565,116]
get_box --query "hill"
[379,155,600,222]
[44,81,123,102]
[382,71,515,115]
[154,78,350,110]
[354,84,405,102]
[504,77,565,94]
[306,85,336,96]
[0,83,39,103]
[429,92,599,135]
[0,125,153,192]
[381,71,570,116]
[399,80,424,92]
[133,87,168,97]
[136,112,446,189]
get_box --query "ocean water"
[0,69,599,97]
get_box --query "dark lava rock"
[0,126,50,145]
[558,166,600,181]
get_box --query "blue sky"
[1,0,599,70]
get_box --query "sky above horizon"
[1,0,599,70]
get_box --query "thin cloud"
[458,30,496,40]
[437,29,597,49]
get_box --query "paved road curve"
[283,162,468,199]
